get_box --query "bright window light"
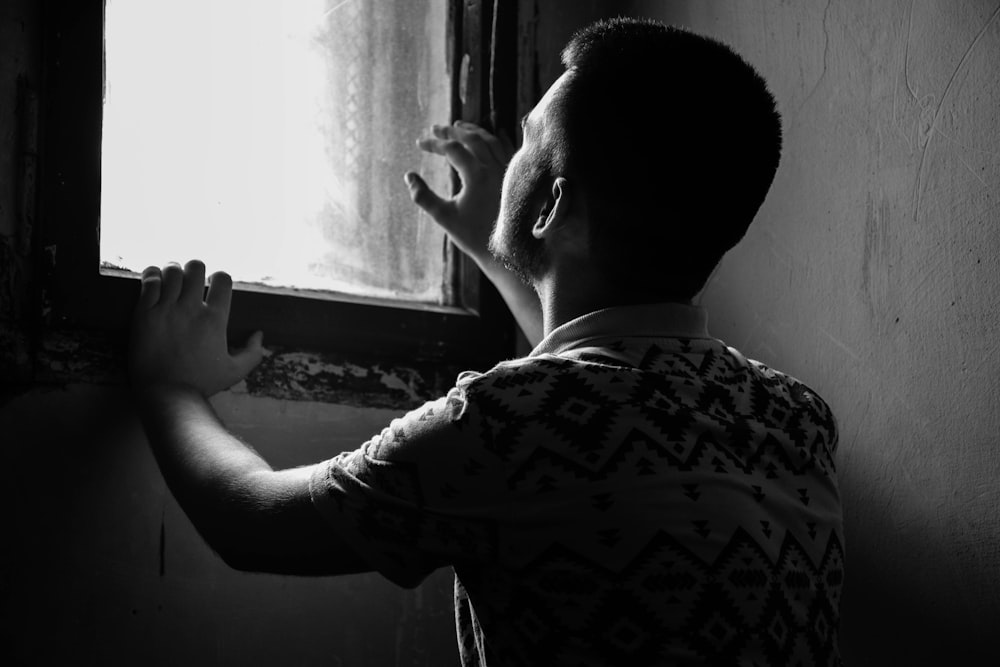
[101,0,453,303]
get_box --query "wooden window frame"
[36,0,518,393]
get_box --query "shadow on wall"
[1,384,459,667]
[839,468,997,664]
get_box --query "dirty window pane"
[100,0,453,304]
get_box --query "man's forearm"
[135,384,271,547]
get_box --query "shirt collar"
[530,302,711,357]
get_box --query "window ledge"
[28,328,472,410]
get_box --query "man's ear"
[532,177,571,240]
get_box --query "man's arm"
[405,121,543,346]
[129,260,369,575]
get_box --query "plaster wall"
[627,0,1000,662]
[4,1,999,665]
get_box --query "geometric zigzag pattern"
[455,529,845,666]
[315,334,844,666]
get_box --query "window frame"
[37,0,518,373]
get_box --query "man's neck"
[535,271,628,338]
[535,269,695,339]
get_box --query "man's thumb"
[232,330,265,376]
[404,171,448,219]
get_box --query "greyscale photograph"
[1,1,998,665]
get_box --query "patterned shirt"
[310,303,844,666]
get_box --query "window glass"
[101,0,453,304]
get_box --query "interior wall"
[624,0,1000,663]
[2,386,457,666]
[6,0,998,665]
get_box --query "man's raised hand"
[129,260,264,398]
[404,121,515,263]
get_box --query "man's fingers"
[460,131,500,166]
[404,172,452,221]
[418,122,512,168]
[137,266,162,310]
[454,121,511,164]
[417,125,461,156]
[180,259,207,306]
[417,135,479,176]
[160,263,184,304]
[206,271,234,317]
[435,123,496,165]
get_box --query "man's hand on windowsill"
[128,259,264,399]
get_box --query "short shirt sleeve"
[308,370,501,588]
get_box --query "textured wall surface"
[629,0,1000,662]
[4,1,998,665]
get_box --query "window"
[39,0,518,382]
[101,0,453,304]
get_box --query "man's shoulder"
[450,353,635,426]
[742,354,836,416]
[454,342,837,436]
[458,353,591,390]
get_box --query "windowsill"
[32,268,510,412]
[32,324,484,410]
[99,268,479,317]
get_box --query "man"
[130,18,843,666]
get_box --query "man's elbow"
[185,470,373,576]
[192,522,261,572]
[216,544,366,577]
[198,521,291,574]
[207,528,371,577]
[216,545,276,573]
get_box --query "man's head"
[490,18,783,303]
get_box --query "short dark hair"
[555,18,782,302]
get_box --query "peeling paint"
[246,347,456,409]
[28,330,461,410]
[376,366,426,404]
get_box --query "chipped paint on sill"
[245,347,450,409]
[28,329,465,410]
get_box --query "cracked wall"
[629,0,1000,663]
